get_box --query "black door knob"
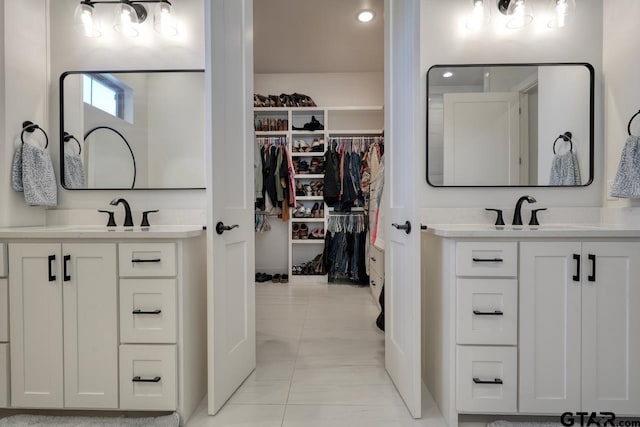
[392,221,412,235]
[216,222,240,235]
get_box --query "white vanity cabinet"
[520,241,640,415]
[0,227,206,422]
[422,228,640,427]
[9,243,118,409]
[0,243,9,408]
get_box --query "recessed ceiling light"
[357,10,375,23]
[443,72,453,78]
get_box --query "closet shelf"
[255,131,288,136]
[291,218,325,223]
[291,240,325,245]
[328,129,384,135]
[294,174,324,179]
[291,152,325,157]
[292,131,325,136]
[296,196,324,201]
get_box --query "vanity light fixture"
[74,0,177,38]
[466,0,489,30]
[548,0,573,28]
[357,10,375,23]
[497,0,534,29]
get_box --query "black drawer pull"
[473,377,503,385]
[63,255,71,282]
[472,258,504,263]
[573,254,581,282]
[131,258,161,263]
[132,309,162,315]
[588,254,596,282]
[132,376,161,383]
[473,310,504,316]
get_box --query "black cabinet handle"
[573,254,581,282]
[473,378,503,385]
[588,254,596,282]
[132,309,162,315]
[48,255,56,282]
[472,258,504,263]
[473,310,504,316]
[132,376,161,383]
[131,258,161,263]
[63,255,71,282]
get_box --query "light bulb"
[466,0,486,30]
[357,10,375,23]
[74,2,101,38]
[549,0,569,28]
[506,0,533,29]
[114,3,140,38]
[154,2,178,36]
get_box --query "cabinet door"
[9,243,63,408]
[63,243,118,409]
[582,242,640,415]
[519,242,582,413]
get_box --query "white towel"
[21,143,57,206]
[549,151,581,186]
[64,153,86,189]
[611,135,640,198]
[11,145,23,192]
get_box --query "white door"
[384,0,422,417]
[443,92,520,185]
[582,242,640,414]
[519,242,582,413]
[206,0,256,414]
[9,243,64,408]
[63,243,118,409]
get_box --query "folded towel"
[21,143,57,206]
[549,151,581,186]
[11,145,23,192]
[611,135,640,198]
[64,153,86,189]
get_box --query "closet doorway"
[206,0,424,421]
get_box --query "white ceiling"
[253,0,384,74]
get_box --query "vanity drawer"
[370,246,384,277]
[456,242,517,277]
[0,244,6,277]
[119,345,177,411]
[0,344,8,408]
[457,278,517,345]
[119,243,176,277]
[0,279,7,342]
[120,279,177,344]
[456,346,517,413]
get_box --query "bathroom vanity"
[421,225,640,426]
[0,226,206,423]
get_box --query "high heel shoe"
[311,202,319,218]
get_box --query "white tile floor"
[186,281,448,427]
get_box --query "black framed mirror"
[426,63,594,187]
[60,69,206,190]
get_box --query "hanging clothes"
[324,214,369,284]
[255,137,293,221]
[324,140,341,206]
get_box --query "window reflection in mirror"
[60,70,206,190]
[426,63,593,187]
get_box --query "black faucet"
[513,195,536,226]
[110,198,133,227]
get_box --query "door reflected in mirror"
[60,70,206,190]
[426,63,593,187]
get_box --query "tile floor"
[187,281,448,427]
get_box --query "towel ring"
[63,132,82,155]
[553,131,573,154]
[628,110,640,136]
[21,121,49,149]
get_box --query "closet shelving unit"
[255,105,383,284]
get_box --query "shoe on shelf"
[280,274,289,283]
[299,223,309,239]
[292,224,300,239]
[272,274,282,283]
[311,202,319,217]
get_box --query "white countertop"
[0,225,205,239]
[424,224,640,238]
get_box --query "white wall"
[255,72,384,107]
[602,0,640,219]
[47,0,205,220]
[0,0,49,227]
[420,0,604,213]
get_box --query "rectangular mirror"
[427,63,594,187]
[60,70,205,190]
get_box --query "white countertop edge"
[423,224,640,238]
[0,225,206,239]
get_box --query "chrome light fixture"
[548,0,574,28]
[466,0,490,30]
[74,0,176,38]
[497,0,534,29]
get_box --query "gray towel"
[549,151,581,186]
[11,145,23,192]
[611,135,640,198]
[64,153,86,189]
[21,143,57,207]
